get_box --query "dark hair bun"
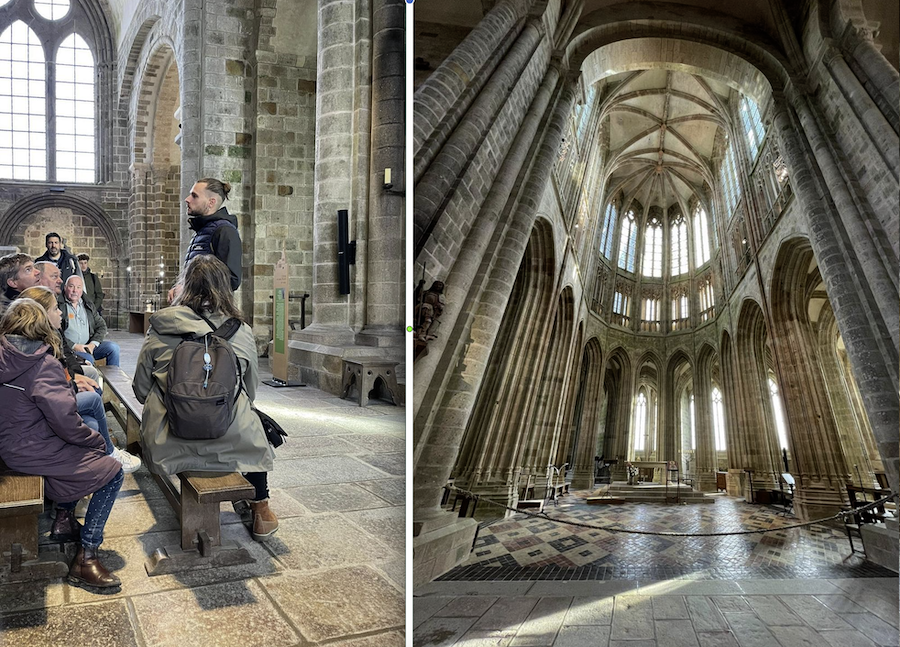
[222,182,231,196]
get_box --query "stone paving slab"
[268,455,391,487]
[332,630,405,646]
[262,514,399,571]
[0,599,138,646]
[358,477,406,505]
[260,566,404,642]
[285,482,392,513]
[358,452,406,476]
[131,579,299,647]
[0,579,65,614]
[345,505,406,544]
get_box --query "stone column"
[822,47,898,177]
[693,371,716,492]
[413,0,531,175]
[772,95,899,496]
[413,60,561,419]
[413,76,577,585]
[414,17,545,254]
[841,26,900,132]
[359,0,404,345]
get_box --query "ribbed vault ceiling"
[600,68,729,211]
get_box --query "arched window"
[698,277,715,321]
[740,96,765,161]
[641,216,662,277]
[617,209,637,272]
[671,214,688,276]
[689,393,696,450]
[0,21,46,180]
[767,377,789,450]
[0,0,99,183]
[719,143,741,216]
[640,296,660,332]
[671,287,689,330]
[634,390,647,452]
[599,201,617,259]
[712,386,726,451]
[693,203,711,266]
[612,289,630,327]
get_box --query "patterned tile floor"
[441,489,897,580]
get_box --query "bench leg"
[181,497,221,551]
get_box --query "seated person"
[0,253,40,315]
[62,276,120,367]
[19,287,139,473]
[134,256,278,541]
[0,299,123,591]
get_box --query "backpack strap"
[196,312,241,341]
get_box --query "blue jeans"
[74,340,120,367]
[58,469,124,548]
[76,390,113,455]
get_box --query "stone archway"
[570,336,604,488]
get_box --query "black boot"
[68,545,121,591]
[49,508,82,543]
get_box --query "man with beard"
[169,178,241,301]
[0,253,40,314]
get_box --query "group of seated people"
[0,253,277,594]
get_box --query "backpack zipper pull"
[203,336,213,388]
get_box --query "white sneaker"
[111,447,142,473]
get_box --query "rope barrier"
[447,485,897,538]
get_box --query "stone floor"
[414,490,898,646]
[0,331,406,647]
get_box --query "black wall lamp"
[338,208,357,295]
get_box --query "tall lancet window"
[693,203,711,266]
[599,201,617,259]
[712,387,727,451]
[617,209,637,272]
[719,144,741,216]
[641,216,662,277]
[671,214,688,276]
[768,377,790,451]
[0,21,46,180]
[634,390,647,452]
[740,96,765,161]
[56,34,95,183]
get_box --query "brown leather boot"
[49,508,82,543]
[249,499,279,541]
[68,546,121,590]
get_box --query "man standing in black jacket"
[35,232,83,286]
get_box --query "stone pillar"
[414,17,545,254]
[359,0,404,346]
[413,0,531,176]
[772,96,899,497]
[787,91,898,346]
[413,75,577,585]
[413,60,561,419]
[693,371,716,492]
[841,26,900,132]
[822,47,898,177]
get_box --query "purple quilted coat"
[0,335,120,502]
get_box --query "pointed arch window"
[719,144,741,216]
[671,287,689,330]
[640,296,660,332]
[767,377,789,450]
[712,387,727,451]
[689,393,696,450]
[0,21,46,180]
[612,290,630,327]
[671,214,688,276]
[599,201,617,259]
[693,203,711,266]
[617,209,637,272]
[698,277,715,321]
[740,96,765,161]
[0,2,99,183]
[634,390,647,452]
[56,33,94,183]
[641,216,662,277]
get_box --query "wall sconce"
[382,167,404,196]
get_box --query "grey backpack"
[165,315,242,440]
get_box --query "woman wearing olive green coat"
[132,305,273,476]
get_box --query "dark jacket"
[0,335,119,502]
[82,269,104,313]
[0,286,19,317]
[63,297,108,347]
[133,307,272,476]
[185,207,242,290]
[35,248,83,286]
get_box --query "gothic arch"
[570,336,604,488]
[0,193,123,257]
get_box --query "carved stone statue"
[414,280,445,360]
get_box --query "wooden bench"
[0,457,68,581]
[99,366,257,576]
